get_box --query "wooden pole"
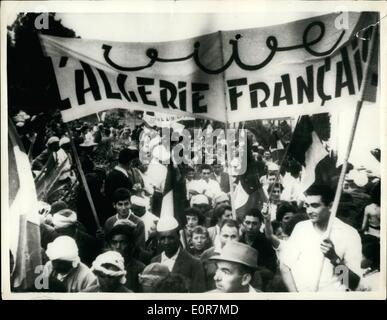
[313,23,377,291]
[66,125,101,230]
[226,121,237,219]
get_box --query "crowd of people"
[11,109,381,293]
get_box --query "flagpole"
[226,121,237,219]
[313,24,377,291]
[217,30,237,219]
[65,124,101,230]
[265,116,300,204]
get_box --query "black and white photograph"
[1,1,385,299]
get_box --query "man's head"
[59,136,71,152]
[213,163,223,175]
[106,224,136,258]
[118,148,137,169]
[263,151,271,161]
[139,263,170,293]
[219,219,239,248]
[191,226,210,251]
[276,202,297,230]
[211,242,257,293]
[185,167,195,181]
[304,184,334,225]
[91,251,127,291]
[52,209,78,236]
[213,192,230,207]
[267,174,277,186]
[268,183,284,202]
[157,217,180,257]
[201,164,212,182]
[46,236,80,273]
[112,188,131,218]
[243,208,262,237]
[130,195,147,217]
[47,136,60,152]
[213,204,233,226]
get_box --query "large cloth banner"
[39,12,378,123]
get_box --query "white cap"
[267,162,279,171]
[190,194,209,206]
[59,136,70,146]
[92,251,126,272]
[47,136,60,145]
[131,195,147,208]
[52,209,77,229]
[91,251,127,284]
[214,192,229,205]
[156,216,179,233]
[46,236,80,265]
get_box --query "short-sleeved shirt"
[280,218,362,292]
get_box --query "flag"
[269,130,285,163]
[8,120,42,291]
[160,162,187,227]
[358,13,379,103]
[233,137,267,221]
[287,116,329,191]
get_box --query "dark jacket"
[125,258,145,292]
[240,232,277,273]
[104,168,133,203]
[151,248,206,293]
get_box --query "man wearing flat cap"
[151,216,206,292]
[209,241,260,293]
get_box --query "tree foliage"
[7,13,78,116]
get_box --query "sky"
[54,12,325,42]
[6,9,326,41]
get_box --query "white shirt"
[280,218,362,292]
[161,247,180,272]
[281,172,304,204]
[187,179,222,200]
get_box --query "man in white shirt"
[280,184,362,292]
[187,165,222,201]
